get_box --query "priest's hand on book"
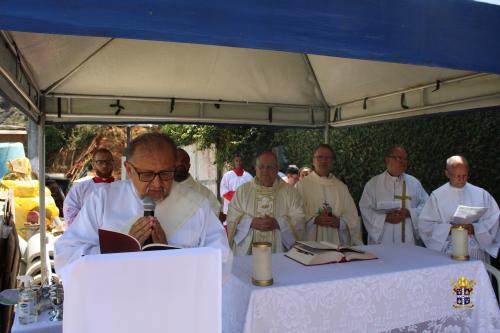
[314,215,340,228]
[129,216,167,245]
[251,216,279,231]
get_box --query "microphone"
[143,196,155,245]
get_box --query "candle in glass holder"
[252,242,273,286]
[451,225,469,260]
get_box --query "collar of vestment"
[448,182,467,192]
[233,168,244,176]
[154,181,205,238]
[93,176,114,183]
[179,174,196,188]
[251,177,284,194]
[384,171,405,183]
[308,171,338,186]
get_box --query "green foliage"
[327,108,500,206]
[45,124,73,161]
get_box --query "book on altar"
[285,241,377,266]
[376,200,401,212]
[451,205,487,224]
[98,229,181,254]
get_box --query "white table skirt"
[222,244,500,333]
[11,309,62,333]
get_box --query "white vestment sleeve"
[418,194,451,252]
[276,216,296,250]
[62,183,84,227]
[55,189,103,273]
[408,183,429,240]
[472,193,500,257]
[195,200,233,279]
[359,181,387,243]
[234,216,252,245]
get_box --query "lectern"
[61,248,221,333]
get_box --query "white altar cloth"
[222,244,500,333]
[61,247,221,333]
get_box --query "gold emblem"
[451,276,476,308]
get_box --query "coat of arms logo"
[451,276,476,308]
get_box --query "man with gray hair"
[227,151,305,255]
[419,155,499,261]
[55,132,232,275]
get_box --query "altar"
[12,244,500,333]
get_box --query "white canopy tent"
[1,0,500,283]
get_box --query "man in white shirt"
[296,144,362,245]
[55,132,232,275]
[227,151,304,255]
[219,154,253,216]
[174,148,221,216]
[63,148,116,227]
[359,146,428,244]
[419,155,499,262]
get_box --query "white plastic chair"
[484,263,500,304]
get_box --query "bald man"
[419,155,500,262]
[227,151,305,255]
[174,148,221,215]
[359,146,428,244]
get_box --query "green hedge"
[277,107,500,206]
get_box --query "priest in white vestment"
[174,148,221,215]
[296,144,362,245]
[220,154,253,214]
[419,155,500,261]
[359,147,428,244]
[63,148,116,226]
[227,151,305,255]
[55,132,232,276]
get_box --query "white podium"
[61,248,221,333]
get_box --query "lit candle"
[252,242,273,286]
[451,226,469,260]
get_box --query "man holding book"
[296,144,362,245]
[359,146,428,244]
[227,151,305,255]
[55,132,232,275]
[418,155,500,261]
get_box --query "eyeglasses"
[388,156,408,162]
[314,156,333,161]
[128,162,175,182]
[93,160,113,166]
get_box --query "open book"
[285,241,377,266]
[451,205,487,224]
[99,229,180,254]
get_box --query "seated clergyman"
[55,132,232,275]
[227,151,305,255]
[418,155,500,262]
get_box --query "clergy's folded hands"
[129,216,167,245]
[251,215,280,231]
[314,211,340,228]
[385,209,410,224]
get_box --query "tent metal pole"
[38,103,49,285]
[48,93,317,110]
[324,108,330,144]
[334,73,491,108]
[331,92,500,127]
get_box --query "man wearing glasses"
[359,146,428,245]
[63,148,116,227]
[296,144,362,245]
[55,132,232,276]
[419,155,499,262]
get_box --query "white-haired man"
[419,155,499,261]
